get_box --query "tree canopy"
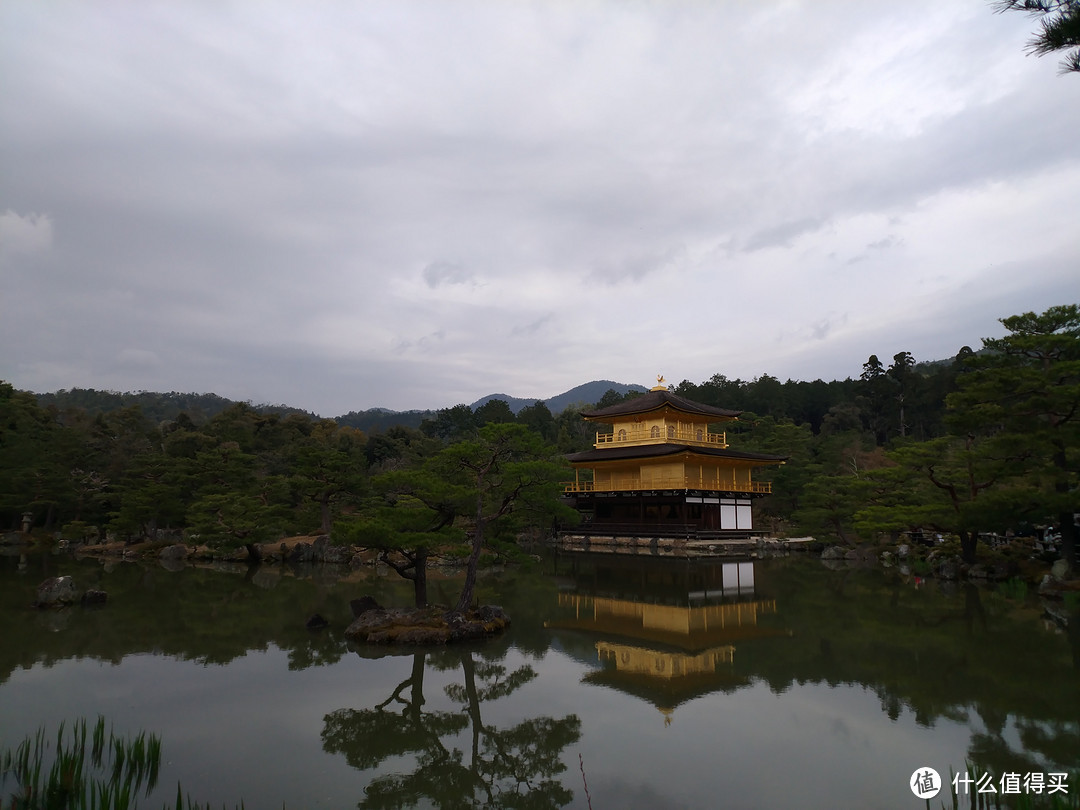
[997,0,1080,73]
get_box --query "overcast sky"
[2,1,1077,416]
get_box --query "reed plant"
[998,577,1029,602]
[0,717,250,810]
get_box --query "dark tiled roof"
[567,443,787,464]
[583,389,741,421]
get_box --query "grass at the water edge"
[929,761,1079,810]
[997,577,1029,602]
[0,717,255,809]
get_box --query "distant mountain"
[29,379,646,433]
[470,380,647,415]
[469,393,536,414]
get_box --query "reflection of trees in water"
[968,714,1080,779]
[322,649,581,809]
[284,628,347,670]
[0,557,405,682]
[1016,719,1080,772]
[849,584,1079,776]
[322,653,467,773]
[936,588,1078,777]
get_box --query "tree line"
[706,304,1078,570]
[2,304,1077,577]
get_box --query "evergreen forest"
[2,304,1077,570]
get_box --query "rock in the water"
[1051,559,1071,580]
[821,546,847,560]
[81,589,108,606]
[306,613,329,630]
[475,604,508,623]
[287,542,312,564]
[345,608,412,641]
[159,543,189,572]
[1042,600,1070,629]
[35,576,78,608]
[350,596,383,618]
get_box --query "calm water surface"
[1,549,1077,809]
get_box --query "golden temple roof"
[582,388,741,422]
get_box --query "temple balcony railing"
[563,478,771,495]
[594,429,727,449]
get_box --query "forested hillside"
[3,305,1076,568]
[35,389,319,424]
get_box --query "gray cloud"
[0,210,53,260]
[511,313,555,337]
[743,218,829,252]
[422,261,473,288]
[868,236,901,251]
[588,245,687,285]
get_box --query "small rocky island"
[33,576,107,608]
[343,598,510,645]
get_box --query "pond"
[1,548,1077,809]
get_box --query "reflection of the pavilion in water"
[546,554,789,718]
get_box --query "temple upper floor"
[584,384,739,450]
[594,422,728,449]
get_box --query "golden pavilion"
[564,377,786,536]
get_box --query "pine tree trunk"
[453,505,486,616]
[320,496,332,535]
[831,517,850,545]
[453,533,483,615]
[959,530,978,564]
[413,547,428,609]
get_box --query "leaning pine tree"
[435,423,576,616]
